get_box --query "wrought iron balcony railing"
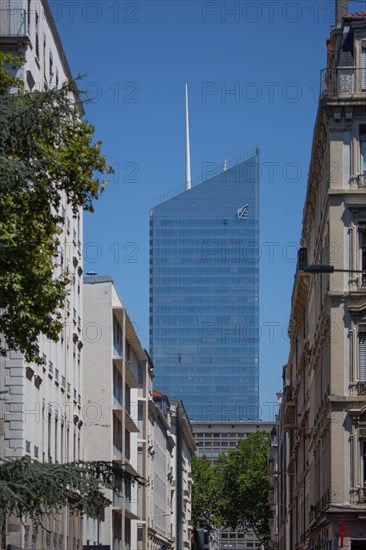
[0,8,27,37]
[357,381,366,395]
[350,174,366,189]
[321,67,366,98]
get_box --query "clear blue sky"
[52,0,365,420]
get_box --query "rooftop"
[153,147,258,207]
[153,389,167,398]
[344,11,366,17]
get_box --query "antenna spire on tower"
[185,80,191,190]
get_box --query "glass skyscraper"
[149,149,259,421]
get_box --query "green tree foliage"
[217,431,271,546]
[0,458,145,535]
[0,52,113,362]
[191,454,223,527]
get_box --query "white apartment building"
[82,276,150,550]
[0,1,83,548]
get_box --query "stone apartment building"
[147,391,196,550]
[277,1,366,548]
[0,1,84,547]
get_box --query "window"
[61,422,64,463]
[361,439,366,487]
[48,412,52,462]
[35,12,39,59]
[43,33,46,78]
[138,402,143,421]
[54,418,58,462]
[24,524,30,550]
[362,46,366,91]
[113,364,122,405]
[27,0,31,31]
[113,315,122,356]
[359,226,366,287]
[49,51,53,81]
[360,126,366,175]
[359,331,366,382]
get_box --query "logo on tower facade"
[236,204,248,220]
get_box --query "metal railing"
[284,385,293,403]
[309,487,331,522]
[0,8,27,37]
[320,67,366,98]
[357,487,366,503]
[154,148,258,206]
[357,381,366,395]
[351,174,366,189]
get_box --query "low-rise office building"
[192,421,273,550]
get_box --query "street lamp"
[304,264,366,274]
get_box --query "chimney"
[336,0,349,27]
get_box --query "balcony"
[356,381,366,395]
[357,275,366,290]
[0,8,27,37]
[183,489,190,502]
[283,385,296,427]
[350,486,366,504]
[320,67,366,99]
[309,487,331,522]
[124,496,139,519]
[357,487,366,503]
[113,444,122,460]
[351,174,366,189]
[113,344,122,358]
[124,408,139,433]
[112,491,123,508]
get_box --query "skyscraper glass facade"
[150,149,259,421]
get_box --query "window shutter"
[361,48,366,91]
[359,332,366,381]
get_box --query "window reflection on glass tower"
[149,149,259,421]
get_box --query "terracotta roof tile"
[153,389,166,397]
[344,11,366,17]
